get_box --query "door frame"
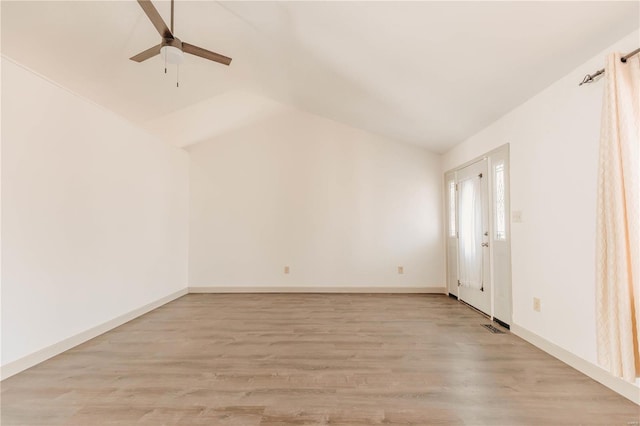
[444,170,459,297]
[444,144,512,324]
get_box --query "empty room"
[1,1,639,424]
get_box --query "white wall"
[1,57,189,367]
[442,30,639,374]
[188,107,444,289]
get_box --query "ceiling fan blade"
[137,0,173,39]
[130,44,162,62]
[183,42,232,66]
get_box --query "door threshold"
[493,317,510,330]
[458,299,490,318]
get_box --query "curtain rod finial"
[579,74,593,86]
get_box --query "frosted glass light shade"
[161,45,184,64]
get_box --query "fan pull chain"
[176,64,180,88]
[164,54,167,74]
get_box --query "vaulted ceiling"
[2,1,638,152]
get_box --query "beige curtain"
[458,175,484,290]
[596,51,640,382]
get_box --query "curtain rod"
[579,47,640,86]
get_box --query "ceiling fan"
[130,0,232,69]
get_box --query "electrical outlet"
[397,266,404,274]
[533,297,541,312]
[284,266,290,274]
[512,210,523,223]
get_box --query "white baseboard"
[188,286,447,294]
[511,324,640,405]
[0,288,188,381]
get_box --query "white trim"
[189,286,447,294]
[0,288,188,381]
[511,323,640,405]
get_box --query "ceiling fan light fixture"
[161,45,184,64]
[130,0,232,67]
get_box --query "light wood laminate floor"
[1,294,639,425]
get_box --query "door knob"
[481,242,489,247]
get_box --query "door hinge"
[478,173,483,178]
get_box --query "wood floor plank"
[1,294,638,425]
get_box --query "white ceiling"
[2,1,638,152]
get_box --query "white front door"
[456,159,491,315]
